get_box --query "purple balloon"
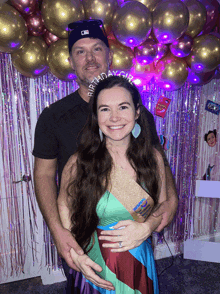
[197,0,219,34]
[214,64,220,79]
[187,68,215,85]
[134,39,158,65]
[155,43,168,61]
[170,34,193,58]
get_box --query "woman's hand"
[98,220,150,252]
[70,248,115,291]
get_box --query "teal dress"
[65,167,159,294]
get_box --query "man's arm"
[153,143,178,232]
[144,107,178,231]
[34,157,84,271]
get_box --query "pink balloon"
[170,34,193,58]
[134,39,158,65]
[155,43,168,61]
[197,0,219,34]
[10,0,37,16]
[26,11,46,36]
[187,68,215,85]
[130,61,155,84]
[43,30,59,47]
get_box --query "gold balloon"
[47,39,76,81]
[109,39,134,71]
[187,35,220,73]
[82,0,118,35]
[129,0,162,12]
[11,37,48,78]
[112,1,152,48]
[0,3,28,53]
[155,53,188,91]
[41,0,85,38]
[153,0,189,44]
[183,0,206,38]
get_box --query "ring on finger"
[119,241,123,248]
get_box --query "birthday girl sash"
[109,165,154,223]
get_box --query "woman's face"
[207,132,217,147]
[97,86,139,145]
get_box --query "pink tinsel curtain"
[1,52,220,281]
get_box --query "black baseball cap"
[68,19,109,53]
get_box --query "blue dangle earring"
[99,128,103,142]
[132,122,141,138]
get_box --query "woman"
[58,76,166,293]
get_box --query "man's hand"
[70,248,115,291]
[52,226,84,272]
[152,199,178,232]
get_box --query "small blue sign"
[205,100,220,115]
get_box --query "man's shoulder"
[49,91,81,113]
[43,90,88,122]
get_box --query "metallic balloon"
[170,34,193,57]
[41,0,85,38]
[127,0,162,12]
[43,30,59,46]
[26,11,46,36]
[112,1,152,48]
[130,60,155,83]
[0,3,28,53]
[186,34,220,73]
[214,65,220,80]
[11,36,48,77]
[187,68,215,85]
[155,43,168,61]
[47,39,76,81]
[82,0,118,35]
[197,0,219,34]
[134,39,158,65]
[183,0,206,38]
[108,39,134,71]
[9,0,37,16]
[153,0,189,44]
[155,53,189,91]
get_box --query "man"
[33,19,178,289]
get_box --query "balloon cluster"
[0,0,220,89]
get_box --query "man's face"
[69,38,112,88]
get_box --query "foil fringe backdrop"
[0,52,220,280]
[194,79,220,239]
[141,81,201,250]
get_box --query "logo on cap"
[81,30,89,36]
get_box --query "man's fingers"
[65,252,81,271]
[152,204,164,217]
[154,224,163,233]
[86,257,103,272]
[88,270,114,288]
[69,239,84,255]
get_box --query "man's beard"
[76,61,110,88]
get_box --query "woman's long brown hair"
[67,76,160,254]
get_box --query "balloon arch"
[0,0,220,90]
